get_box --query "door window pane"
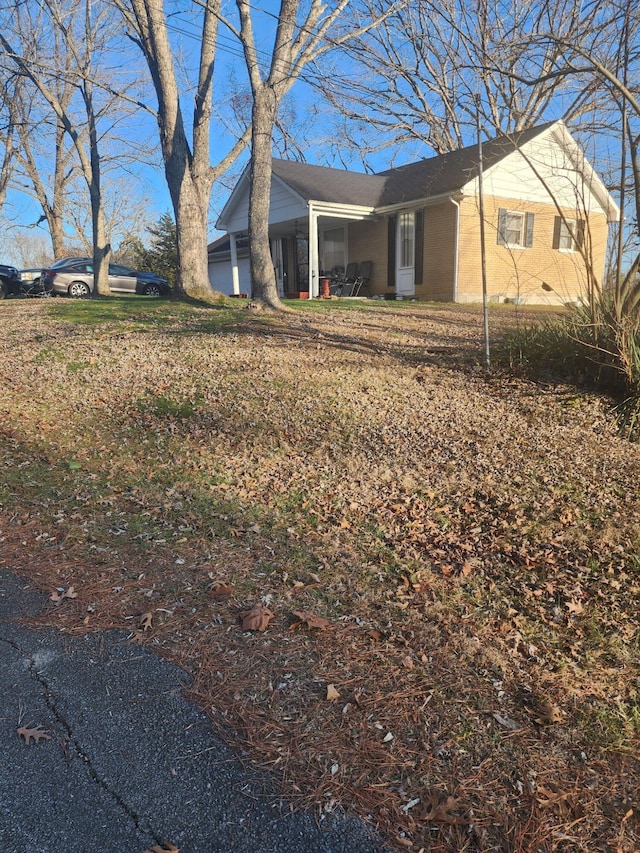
[399,212,414,268]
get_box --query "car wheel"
[68,280,91,298]
[142,282,162,296]
[0,280,6,299]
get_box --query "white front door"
[396,211,415,297]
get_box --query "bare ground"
[0,297,638,852]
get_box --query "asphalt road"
[0,571,387,853]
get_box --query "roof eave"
[374,190,464,215]
[310,200,377,219]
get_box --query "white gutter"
[450,197,460,303]
[309,203,319,297]
[376,190,460,216]
[309,200,376,220]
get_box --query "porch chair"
[351,261,372,297]
[330,262,359,296]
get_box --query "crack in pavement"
[1,572,387,852]
[11,634,166,848]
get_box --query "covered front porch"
[222,201,375,299]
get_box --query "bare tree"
[7,42,77,258]
[0,71,20,216]
[0,0,147,294]
[316,0,610,160]
[495,2,640,312]
[226,0,404,308]
[116,0,250,301]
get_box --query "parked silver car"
[41,260,171,298]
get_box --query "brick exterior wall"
[342,194,609,304]
[416,202,457,301]
[346,219,388,295]
[456,195,610,304]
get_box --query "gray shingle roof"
[271,159,386,207]
[272,122,557,208]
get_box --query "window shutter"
[414,209,424,285]
[497,208,507,245]
[552,216,562,250]
[525,213,535,247]
[387,215,396,287]
[576,218,586,249]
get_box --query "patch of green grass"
[46,295,245,330]
[577,699,640,754]
[135,392,203,420]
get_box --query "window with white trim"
[320,226,346,274]
[497,208,534,248]
[553,216,584,252]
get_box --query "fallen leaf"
[291,609,331,630]
[50,586,78,604]
[140,612,154,631]
[18,725,51,745]
[536,784,574,815]
[492,712,521,730]
[422,793,468,825]
[566,599,584,614]
[533,701,563,725]
[209,581,234,599]
[240,604,274,632]
[326,684,340,701]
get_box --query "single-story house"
[212,120,619,304]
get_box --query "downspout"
[309,202,319,298]
[450,196,460,303]
[229,233,241,296]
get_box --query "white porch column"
[229,233,241,296]
[308,203,319,298]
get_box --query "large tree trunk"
[86,84,111,297]
[91,187,111,297]
[172,172,212,300]
[123,0,217,303]
[248,87,282,309]
[50,121,69,259]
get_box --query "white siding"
[465,131,608,215]
[222,175,308,233]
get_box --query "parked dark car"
[0,263,23,298]
[41,260,171,298]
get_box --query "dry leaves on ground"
[1,300,638,853]
[17,725,51,745]
[240,604,274,632]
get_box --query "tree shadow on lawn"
[161,303,496,372]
